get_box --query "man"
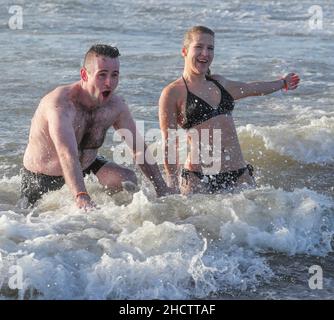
[21,44,169,209]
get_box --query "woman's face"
[183,32,215,75]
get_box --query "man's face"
[84,55,120,106]
[183,32,214,75]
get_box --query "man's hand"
[283,73,300,90]
[75,193,97,211]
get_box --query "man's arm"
[158,86,179,192]
[215,73,300,100]
[113,97,169,197]
[47,100,95,209]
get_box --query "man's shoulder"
[41,84,74,105]
[110,93,126,105]
[39,84,77,118]
[108,94,128,113]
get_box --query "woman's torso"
[175,75,246,174]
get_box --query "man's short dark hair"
[83,44,120,69]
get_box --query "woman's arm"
[214,73,300,100]
[159,85,180,192]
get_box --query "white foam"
[239,116,334,164]
[0,185,333,299]
[218,187,334,256]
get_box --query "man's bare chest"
[74,109,115,150]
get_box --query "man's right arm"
[47,100,94,209]
[158,86,179,192]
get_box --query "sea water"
[0,0,333,299]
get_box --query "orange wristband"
[76,191,89,199]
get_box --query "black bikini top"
[180,75,235,129]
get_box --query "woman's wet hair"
[183,26,215,49]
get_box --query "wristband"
[76,191,89,199]
[281,78,288,91]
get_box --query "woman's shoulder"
[208,73,227,85]
[161,78,185,96]
[159,78,187,111]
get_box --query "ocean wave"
[239,116,334,164]
[0,183,333,299]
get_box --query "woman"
[159,26,300,195]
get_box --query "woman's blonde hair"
[183,26,215,49]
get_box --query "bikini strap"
[182,76,190,92]
[206,76,234,101]
[206,75,223,89]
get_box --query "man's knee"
[123,168,137,185]
[97,165,137,191]
[106,172,138,195]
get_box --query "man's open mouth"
[102,90,111,98]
